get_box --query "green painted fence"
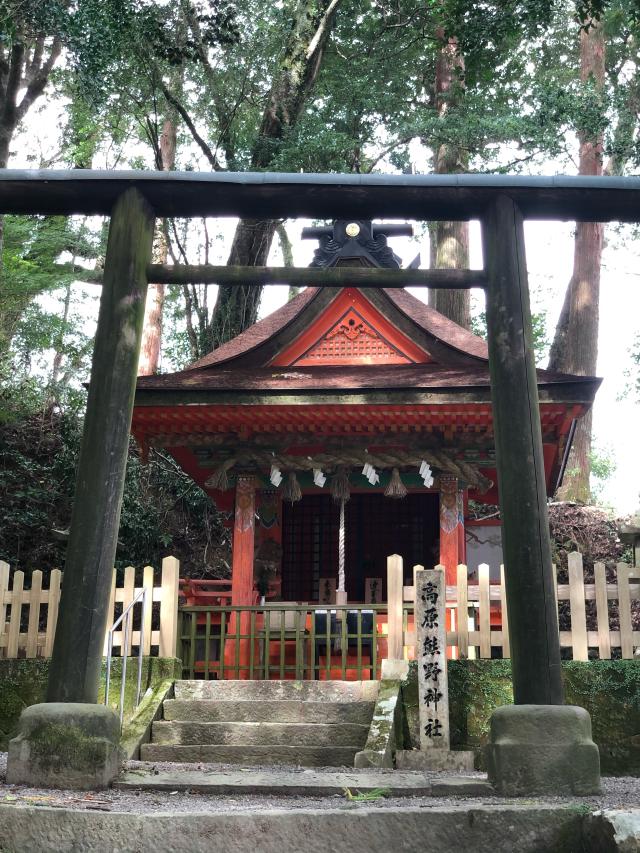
[177,604,396,680]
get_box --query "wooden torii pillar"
[47,190,155,703]
[482,195,563,705]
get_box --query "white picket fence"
[389,552,640,660]
[0,557,180,660]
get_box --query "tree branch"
[159,78,224,171]
[16,36,61,124]
[2,41,25,130]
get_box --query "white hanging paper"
[313,468,326,487]
[270,464,283,487]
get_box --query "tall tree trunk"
[207,0,342,350]
[138,117,177,375]
[550,19,605,503]
[428,30,470,330]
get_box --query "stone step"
[162,699,375,725]
[151,720,369,748]
[116,767,488,798]
[174,679,378,703]
[139,743,360,766]
[4,802,586,853]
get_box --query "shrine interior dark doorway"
[281,492,439,602]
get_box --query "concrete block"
[485,704,601,796]
[6,702,121,790]
[395,749,475,772]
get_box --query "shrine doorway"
[281,492,439,602]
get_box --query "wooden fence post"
[617,563,633,659]
[568,552,588,661]
[122,565,135,656]
[387,554,404,660]
[159,556,180,658]
[500,565,510,658]
[26,570,43,658]
[594,562,611,660]
[142,565,154,656]
[7,570,23,658]
[46,188,155,704]
[44,569,61,658]
[482,195,563,705]
[456,564,469,658]
[478,563,491,659]
[0,560,9,654]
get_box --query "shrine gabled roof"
[184,286,489,370]
[136,285,500,397]
[135,284,599,400]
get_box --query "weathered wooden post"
[482,195,599,795]
[481,194,562,705]
[47,189,155,703]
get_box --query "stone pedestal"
[395,749,475,772]
[486,704,601,796]
[7,703,122,789]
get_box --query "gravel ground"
[1,753,638,814]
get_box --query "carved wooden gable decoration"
[272,287,431,367]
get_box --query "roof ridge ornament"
[302,220,409,269]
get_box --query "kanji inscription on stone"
[415,568,450,751]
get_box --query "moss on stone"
[399,662,420,749]
[28,722,108,774]
[355,679,402,768]
[120,678,175,759]
[0,657,180,751]
[0,659,51,750]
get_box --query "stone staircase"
[140,680,378,767]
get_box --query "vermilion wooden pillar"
[439,476,460,587]
[439,476,462,657]
[225,475,256,677]
[231,476,257,607]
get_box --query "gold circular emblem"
[345,222,360,237]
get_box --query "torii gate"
[3,170,631,791]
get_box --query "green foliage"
[63,0,239,106]
[343,787,390,801]
[0,216,100,359]
[622,333,640,400]
[470,308,550,366]
[0,381,230,574]
[589,442,617,502]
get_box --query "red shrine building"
[132,221,600,611]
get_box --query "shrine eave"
[133,376,601,408]
[131,400,588,440]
